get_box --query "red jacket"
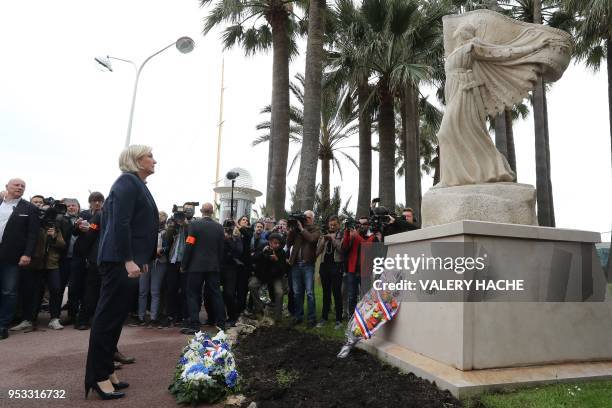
[342,229,378,274]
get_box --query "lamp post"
[226,171,239,220]
[95,36,195,147]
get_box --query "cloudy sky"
[0,1,610,239]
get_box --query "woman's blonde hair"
[119,145,153,173]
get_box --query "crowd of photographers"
[0,178,419,341]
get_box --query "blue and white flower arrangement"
[169,330,240,404]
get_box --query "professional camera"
[369,206,395,233]
[262,245,274,256]
[287,212,307,229]
[172,202,200,221]
[343,217,356,230]
[39,197,67,229]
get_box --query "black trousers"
[286,268,295,315]
[187,271,225,329]
[22,269,62,321]
[165,262,183,320]
[320,262,343,322]
[85,262,131,386]
[78,264,101,326]
[235,264,250,314]
[221,265,238,322]
[68,257,87,318]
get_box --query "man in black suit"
[0,178,40,340]
[181,202,225,334]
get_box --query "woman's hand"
[125,261,141,278]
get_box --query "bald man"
[180,202,226,333]
[0,179,40,340]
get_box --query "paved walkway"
[0,315,218,407]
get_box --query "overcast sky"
[0,1,610,240]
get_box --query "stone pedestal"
[421,183,537,227]
[361,221,612,397]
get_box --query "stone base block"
[359,339,612,398]
[422,182,537,227]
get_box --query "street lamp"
[226,171,240,220]
[95,36,195,147]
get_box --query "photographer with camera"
[160,202,196,327]
[0,179,40,340]
[315,216,344,329]
[249,232,287,322]
[74,193,105,330]
[342,216,380,316]
[61,198,92,327]
[11,197,67,332]
[286,210,320,327]
[368,198,412,238]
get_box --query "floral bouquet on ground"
[337,288,400,358]
[169,330,239,405]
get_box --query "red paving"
[0,316,221,408]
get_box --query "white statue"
[437,10,573,187]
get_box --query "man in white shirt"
[0,179,40,340]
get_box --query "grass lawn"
[463,381,612,408]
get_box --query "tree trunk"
[295,0,326,212]
[268,12,291,219]
[534,77,554,226]
[543,84,555,226]
[495,111,508,160]
[356,81,372,218]
[404,83,421,223]
[606,37,612,279]
[532,0,554,227]
[608,37,612,168]
[378,82,396,210]
[433,146,440,185]
[505,108,517,177]
[320,156,331,216]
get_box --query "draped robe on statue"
[437,26,571,187]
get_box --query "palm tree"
[328,0,376,218]
[350,0,432,210]
[200,0,300,218]
[564,0,611,166]
[563,0,611,277]
[295,0,328,211]
[253,73,359,216]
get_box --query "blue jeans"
[138,261,166,320]
[346,272,361,317]
[291,262,316,323]
[0,262,20,329]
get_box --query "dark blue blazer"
[98,172,159,265]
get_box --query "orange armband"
[90,223,99,231]
[185,236,196,245]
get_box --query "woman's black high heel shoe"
[85,382,125,400]
[111,381,129,390]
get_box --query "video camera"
[39,197,67,229]
[172,202,199,221]
[369,206,396,234]
[287,212,307,230]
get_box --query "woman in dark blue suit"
[85,145,159,400]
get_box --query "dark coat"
[181,217,224,273]
[253,246,288,282]
[0,198,40,264]
[97,172,158,265]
